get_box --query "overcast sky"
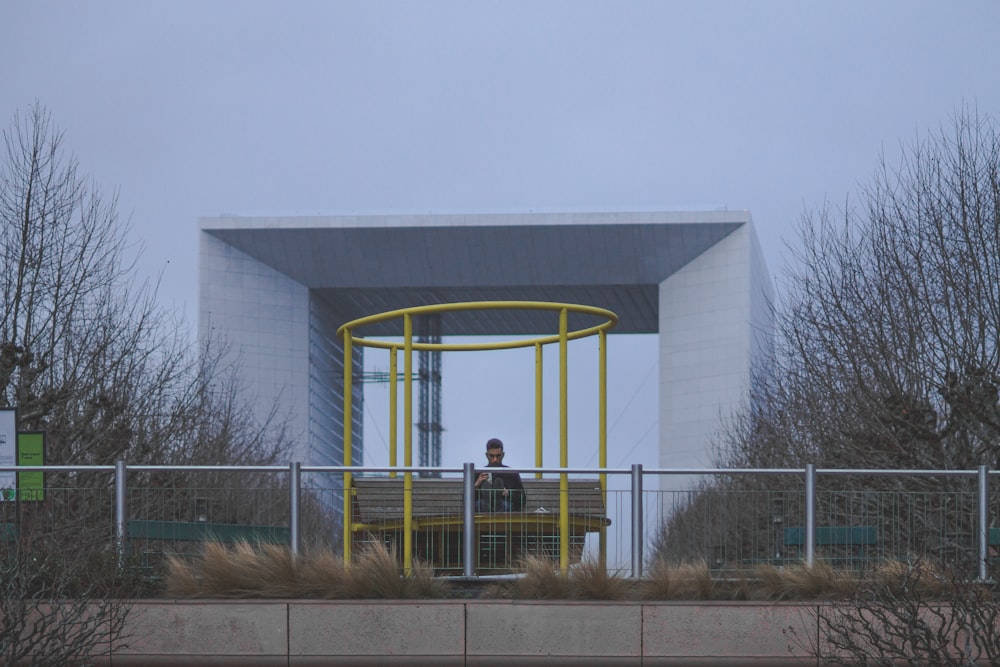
[3,2,1000,473]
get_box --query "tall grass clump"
[764,561,857,600]
[510,555,573,599]
[868,557,947,598]
[569,560,635,600]
[166,541,449,599]
[297,547,349,598]
[343,543,449,599]
[640,559,715,600]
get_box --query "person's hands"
[476,472,489,488]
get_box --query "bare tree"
[746,106,1000,472]
[655,107,1000,568]
[784,558,1000,666]
[0,103,331,653]
[0,543,131,666]
[1,102,175,458]
[0,101,295,466]
[777,107,1000,562]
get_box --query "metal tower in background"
[417,314,443,476]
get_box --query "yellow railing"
[337,301,618,573]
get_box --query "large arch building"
[198,210,773,474]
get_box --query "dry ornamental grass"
[166,543,961,602]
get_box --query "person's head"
[485,438,505,466]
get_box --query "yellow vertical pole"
[534,341,543,479]
[389,345,398,478]
[598,329,608,569]
[342,329,353,564]
[559,308,569,574]
[403,314,414,575]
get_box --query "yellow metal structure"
[337,301,618,574]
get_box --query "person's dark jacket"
[478,465,526,511]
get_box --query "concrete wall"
[198,230,311,461]
[658,221,773,484]
[101,600,823,665]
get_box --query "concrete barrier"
[468,601,643,665]
[290,601,465,665]
[102,599,821,665]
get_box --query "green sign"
[17,432,44,501]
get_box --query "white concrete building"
[198,211,773,474]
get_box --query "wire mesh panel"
[645,473,985,573]
[2,464,998,580]
[648,478,807,568]
[1,470,117,554]
[122,469,340,580]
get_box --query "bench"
[783,525,878,565]
[127,519,289,544]
[350,476,610,572]
[741,525,878,567]
[126,519,291,579]
[0,522,16,541]
[2,519,291,544]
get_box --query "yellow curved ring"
[337,300,618,351]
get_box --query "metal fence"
[1,463,997,579]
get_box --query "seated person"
[475,437,526,512]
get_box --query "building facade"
[197,211,773,476]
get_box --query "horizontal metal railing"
[1,463,997,580]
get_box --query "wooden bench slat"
[352,477,609,524]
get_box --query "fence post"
[115,460,127,570]
[289,462,301,557]
[978,465,989,581]
[631,463,643,578]
[805,464,816,568]
[463,462,475,577]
